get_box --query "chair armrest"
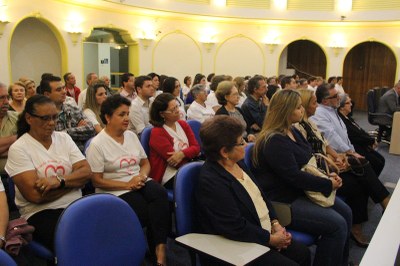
[271,201,292,227]
[175,233,269,266]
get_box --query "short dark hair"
[184,76,191,85]
[149,93,176,127]
[134,75,152,92]
[247,75,264,95]
[200,116,245,162]
[162,77,178,94]
[281,76,293,88]
[207,73,215,82]
[63,72,71,83]
[327,76,336,84]
[299,78,308,86]
[39,75,62,94]
[307,76,317,83]
[147,72,160,80]
[192,73,205,87]
[120,73,134,87]
[315,83,334,103]
[100,94,131,125]
[209,75,228,92]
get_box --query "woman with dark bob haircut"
[149,93,200,188]
[195,116,310,265]
[162,77,186,120]
[86,95,169,266]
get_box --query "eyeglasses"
[29,113,59,122]
[0,95,8,102]
[344,101,351,105]
[325,93,339,99]
[163,105,180,114]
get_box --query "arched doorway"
[10,17,66,83]
[279,40,327,79]
[343,41,397,111]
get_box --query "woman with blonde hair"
[24,80,37,99]
[8,82,26,113]
[252,89,352,266]
[83,81,108,133]
[233,76,247,107]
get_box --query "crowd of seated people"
[0,71,396,266]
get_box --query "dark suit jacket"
[378,88,400,115]
[195,160,277,246]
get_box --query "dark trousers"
[119,180,169,245]
[27,208,64,252]
[354,144,385,176]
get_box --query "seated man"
[378,80,400,115]
[129,75,154,136]
[78,72,98,110]
[40,75,95,152]
[241,75,269,132]
[0,82,18,174]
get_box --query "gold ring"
[41,186,45,190]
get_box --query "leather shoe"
[350,233,370,248]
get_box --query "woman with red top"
[149,93,200,188]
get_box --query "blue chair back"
[140,126,153,157]
[244,143,255,172]
[186,120,202,152]
[55,193,146,266]
[174,161,204,236]
[83,137,94,156]
[7,178,54,260]
[0,249,17,266]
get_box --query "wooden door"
[343,42,397,111]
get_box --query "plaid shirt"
[55,103,95,152]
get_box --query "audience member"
[241,75,268,132]
[8,82,26,113]
[0,83,18,173]
[307,77,317,91]
[83,81,107,134]
[298,78,308,89]
[187,84,215,123]
[99,75,114,96]
[129,75,154,136]
[281,76,297,90]
[119,73,136,102]
[335,76,345,94]
[148,72,160,92]
[205,75,228,112]
[185,73,206,104]
[378,80,400,115]
[40,75,95,152]
[206,73,215,92]
[24,79,37,99]
[162,77,186,120]
[63,72,81,104]
[328,76,337,85]
[252,89,352,266]
[149,93,200,187]
[5,95,91,250]
[78,72,98,109]
[233,76,247,107]
[182,76,191,101]
[86,95,169,266]
[196,116,310,266]
[338,94,385,176]
[215,81,256,142]
[0,179,8,249]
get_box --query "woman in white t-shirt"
[162,77,186,120]
[86,95,169,266]
[5,95,91,251]
[186,84,215,123]
[83,81,108,134]
[0,179,8,249]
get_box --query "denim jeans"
[289,197,352,266]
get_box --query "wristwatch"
[56,174,66,189]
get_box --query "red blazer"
[149,120,200,183]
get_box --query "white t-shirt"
[86,130,147,196]
[5,132,85,219]
[187,101,215,123]
[237,92,247,108]
[78,88,87,110]
[83,108,100,126]
[161,122,189,185]
[335,84,345,95]
[205,91,221,110]
[0,179,4,192]
[128,96,152,135]
[182,85,190,101]
[176,97,186,120]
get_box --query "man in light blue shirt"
[310,83,360,155]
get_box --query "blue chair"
[83,137,94,156]
[7,178,54,261]
[0,249,17,266]
[244,143,316,246]
[55,194,146,266]
[186,120,202,151]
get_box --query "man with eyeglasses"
[0,82,18,173]
[310,83,362,157]
[40,75,95,152]
[128,75,154,136]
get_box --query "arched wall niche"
[214,34,265,77]
[9,15,67,84]
[152,30,202,82]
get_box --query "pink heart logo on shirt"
[44,165,66,178]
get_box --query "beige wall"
[0,0,399,88]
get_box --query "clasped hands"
[127,174,148,191]
[270,223,291,251]
[35,176,61,196]
[167,151,185,167]
[329,172,342,190]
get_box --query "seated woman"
[215,81,256,142]
[0,179,9,249]
[252,90,352,266]
[83,81,108,133]
[186,84,215,123]
[338,94,385,176]
[5,95,91,251]
[233,76,247,107]
[196,116,310,266]
[149,93,200,188]
[86,95,169,266]
[297,89,390,247]
[8,82,26,113]
[185,73,206,104]
[24,80,37,99]
[162,77,186,120]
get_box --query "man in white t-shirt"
[78,72,98,110]
[129,76,154,136]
